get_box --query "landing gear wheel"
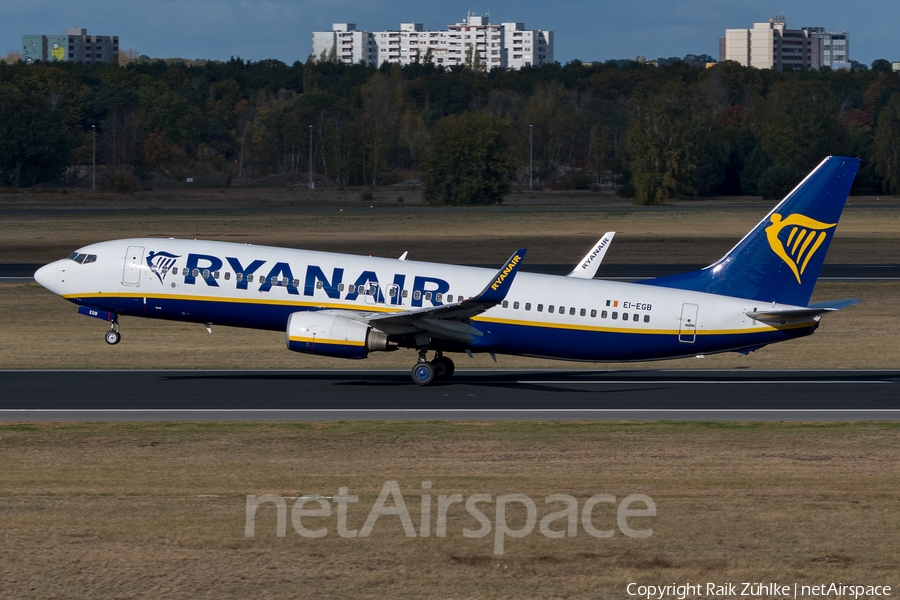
[105,329,121,345]
[432,356,455,381]
[412,361,436,386]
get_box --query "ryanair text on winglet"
[490,254,521,291]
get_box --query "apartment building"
[719,16,849,71]
[22,28,118,65]
[312,14,553,70]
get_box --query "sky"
[3,0,897,66]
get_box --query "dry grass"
[1,188,897,265]
[1,421,898,598]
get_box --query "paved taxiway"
[1,369,896,421]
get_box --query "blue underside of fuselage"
[70,295,813,362]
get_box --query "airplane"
[34,156,861,385]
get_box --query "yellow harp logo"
[765,213,836,284]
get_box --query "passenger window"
[348,284,355,293]
[316,280,323,289]
[224,272,231,280]
[502,300,508,308]
[548,305,554,314]
[447,294,453,302]
[402,290,409,298]
[525,303,531,311]
[193,268,200,277]
[424,291,432,300]
[413,290,421,300]
[339,283,345,291]
[633,313,640,322]
[389,287,397,297]
[513,301,519,309]
[612,312,618,320]
[601,310,607,318]
[293,279,299,287]
[570,307,576,316]
[537,304,543,312]
[271,276,277,285]
[172,267,179,275]
[203,269,211,279]
[213,271,220,279]
[644,315,650,323]
[559,306,565,314]
[160,266,168,274]
[580,308,586,316]
[435,293,442,302]
[247,274,254,282]
[236,273,243,282]
[622,313,628,321]
[590,309,596,318]
[151,264,158,273]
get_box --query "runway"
[1,369,897,421]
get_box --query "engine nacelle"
[286,311,390,359]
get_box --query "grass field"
[1,421,898,599]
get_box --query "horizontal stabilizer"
[747,299,860,323]
[568,233,615,279]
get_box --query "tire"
[411,361,436,386]
[105,330,121,345]
[432,356,455,380]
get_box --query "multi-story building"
[22,28,118,65]
[312,14,553,70]
[719,16,849,71]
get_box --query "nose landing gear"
[105,321,121,345]
[410,350,456,386]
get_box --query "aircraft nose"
[34,262,58,292]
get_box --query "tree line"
[1,55,899,203]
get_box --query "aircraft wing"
[323,249,527,343]
[567,232,615,278]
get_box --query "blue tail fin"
[638,156,860,306]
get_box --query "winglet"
[469,249,527,305]
[568,232,615,278]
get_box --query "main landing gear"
[105,320,121,345]
[411,350,455,386]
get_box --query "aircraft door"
[122,246,145,286]
[679,303,698,343]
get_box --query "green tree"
[872,93,900,195]
[423,111,512,205]
[623,82,696,204]
[0,83,71,186]
[757,164,803,199]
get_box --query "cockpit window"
[67,253,97,264]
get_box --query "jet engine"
[286,311,391,359]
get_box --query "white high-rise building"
[312,14,553,70]
[719,16,849,71]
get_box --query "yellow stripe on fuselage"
[65,293,812,336]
